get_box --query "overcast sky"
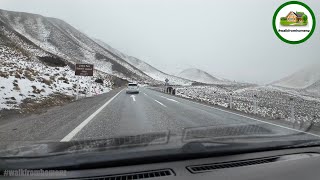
[1,0,319,84]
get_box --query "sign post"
[89,79,92,97]
[165,78,169,93]
[76,77,80,100]
[75,64,94,100]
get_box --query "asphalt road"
[0,87,319,148]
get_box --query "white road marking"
[159,95,179,103]
[60,90,123,142]
[143,91,166,107]
[177,95,320,138]
[130,95,136,101]
[148,89,320,138]
[154,99,167,107]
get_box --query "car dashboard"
[8,146,320,180]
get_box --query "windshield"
[0,0,320,170]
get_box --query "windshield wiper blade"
[180,138,320,155]
[283,139,320,148]
[0,131,170,158]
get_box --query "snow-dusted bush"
[174,85,320,124]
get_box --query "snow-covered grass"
[171,85,320,124]
[0,46,112,110]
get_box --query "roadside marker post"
[289,97,295,121]
[254,100,257,114]
[229,93,233,109]
[253,94,258,114]
[76,77,80,100]
[291,105,295,121]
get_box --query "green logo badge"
[273,1,316,44]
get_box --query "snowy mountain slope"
[0,46,112,110]
[177,68,221,84]
[0,9,155,83]
[94,39,194,85]
[303,80,320,97]
[272,64,320,89]
[0,8,162,110]
[0,15,63,64]
[124,56,194,85]
[93,39,129,61]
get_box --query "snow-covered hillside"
[177,68,221,84]
[0,8,161,110]
[0,9,155,83]
[0,46,112,110]
[94,39,194,85]
[272,64,320,89]
[303,80,320,97]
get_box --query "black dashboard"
[6,146,320,180]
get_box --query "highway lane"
[0,86,319,149]
[68,87,320,141]
[72,88,197,140]
[0,88,124,144]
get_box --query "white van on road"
[126,83,139,94]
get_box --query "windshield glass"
[128,84,138,86]
[0,0,319,168]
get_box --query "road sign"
[165,78,169,87]
[75,64,94,76]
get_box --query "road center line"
[154,99,167,107]
[60,89,123,142]
[159,95,179,103]
[130,95,136,101]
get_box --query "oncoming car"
[126,83,139,94]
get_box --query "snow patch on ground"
[0,46,112,110]
[173,85,320,124]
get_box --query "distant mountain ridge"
[272,64,320,90]
[177,68,221,84]
[94,39,194,85]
